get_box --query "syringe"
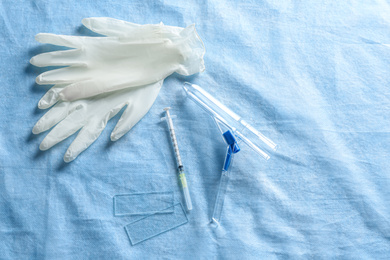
[162,107,193,211]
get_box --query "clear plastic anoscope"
[183,82,277,225]
[183,82,277,159]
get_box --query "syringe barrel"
[162,108,192,211]
[163,109,183,167]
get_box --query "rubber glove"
[31,19,205,162]
[33,81,163,162]
[82,17,185,40]
[30,20,205,103]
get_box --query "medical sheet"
[0,0,389,259]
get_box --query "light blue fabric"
[1,0,390,258]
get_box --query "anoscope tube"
[211,145,236,225]
[183,83,277,160]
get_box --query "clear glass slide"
[114,191,174,216]
[125,203,188,245]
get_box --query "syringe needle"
[163,107,193,211]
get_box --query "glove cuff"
[174,24,206,76]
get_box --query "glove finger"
[38,84,66,109]
[59,71,162,102]
[58,79,107,101]
[30,49,85,67]
[33,102,71,134]
[63,102,126,162]
[35,33,83,48]
[111,81,162,141]
[39,107,85,151]
[82,17,141,37]
[35,66,89,85]
[63,120,106,162]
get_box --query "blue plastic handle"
[222,130,240,171]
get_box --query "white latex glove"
[82,17,185,40]
[30,19,205,103]
[33,81,163,162]
[31,19,205,162]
